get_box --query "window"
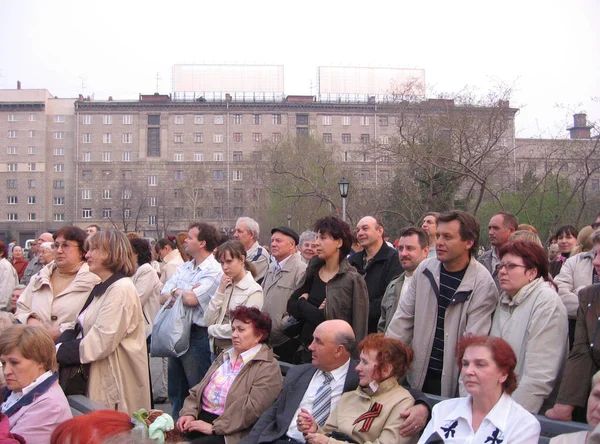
[102,208,111,219]
[174,153,184,162]
[7,163,17,172]
[102,189,111,199]
[174,170,184,181]
[342,116,351,126]
[6,180,17,189]
[213,170,224,181]
[272,132,282,143]
[82,133,92,143]
[28,213,36,221]
[173,133,183,144]
[102,152,111,162]
[360,116,370,126]
[7,196,17,204]
[54,180,64,189]
[213,207,222,218]
[322,115,332,126]
[122,190,132,199]
[323,133,333,144]
[379,116,388,126]
[54,147,64,156]
[82,208,92,219]
[28,146,36,155]
[54,164,64,172]
[194,115,204,125]
[54,197,65,205]
[54,115,65,123]
[379,135,390,145]
[124,208,132,219]
[7,146,17,155]
[148,175,157,186]
[214,189,225,199]
[148,215,157,225]
[148,196,157,207]
[82,152,91,162]
[194,152,204,162]
[253,114,262,125]
[122,170,132,181]
[195,207,203,218]
[272,114,281,125]
[296,127,309,138]
[214,115,224,125]
[194,132,204,143]
[233,207,243,217]
[103,133,112,144]
[233,188,243,199]
[233,151,243,161]
[252,133,262,143]
[28,179,35,189]
[122,151,132,162]
[296,114,309,126]
[147,128,160,156]
[54,213,65,222]
[122,114,132,125]
[380,170,390,181]
[7,213,18,221]
[103,115,112,124]
[28,196,36,204]
[232,170,242,181]
[83,115,92,124]
[122,133,132,143]
[342,133,351,144]
[233,114,242,124]
[7,114,18,122]
[233,132,242,143]
[148,114,160,125]
[213,152,224,162]
[82,189,91,200]
[28,130,35,138]
[7,130,17,138]
[174,115,184,125]
[213,133,224,143]
[360,134,370,144]
[82,170,92,181]
[174,207,184,218]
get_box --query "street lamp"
[286,213,291,228]
[338,178,349,222]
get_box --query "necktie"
[274,263,282,275]
[312,372,334,427]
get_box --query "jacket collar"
[163,249,182,264]
[359,376,399,397]
[306,255,354,277]
[0,373,59,417]
[90,272,126,298]
[30,262,100,293]
[217,343,274,365]
[500,277,550,306]
[225,270,255,291]
[421,256,483,304]
[444,393,511,435]
[350,241,394,268]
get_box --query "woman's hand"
[299,293,309,301]
[318,299,326,310]
[218,275,231,293]
[176,415,196,432]
[47,325,62,342]
[297,408,317,434]
[186,419,214,435]
[304,432,329,444]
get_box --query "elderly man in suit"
[241,320,430,444]
[262,227,307,363]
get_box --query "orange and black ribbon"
[352,402,383,432]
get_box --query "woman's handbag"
[150,294,194,358]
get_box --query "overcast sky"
[1,0,598,138]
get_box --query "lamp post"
[286,213,291,228]
[338,178,349,222]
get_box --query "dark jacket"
[348,242,403,333]
[287,256,369,344]
[556,284,600,408]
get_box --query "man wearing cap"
[21,232,53,286]
[262,226,307,363]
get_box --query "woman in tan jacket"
[156,236,184,285]
[178,306,283,444]
[56,230,151,413]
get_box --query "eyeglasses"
[52,242,79,251]
[496,262,528,272]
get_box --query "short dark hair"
[0,242,7,258]
[215,240,246,262]
[86,224,101,232]
[437,210,480,257]
[313,216,353,261]
[334,331,357,356]
[129,238,152,266]
[495,212,518,231]
[554,224,578,239]
[155,236,177,254]
[189,222,220,252]
[398,226,429,250]
[423,212,440,224]
[230,306,271,344]
[53,226,88,260]
[499,240,554,287]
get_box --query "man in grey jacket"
[387,210,499,398]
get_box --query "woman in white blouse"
[204,240,263,355]
[418,335,540,444]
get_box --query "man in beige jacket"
[386,210,499,398]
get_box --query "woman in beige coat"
[56,230,151,413]
[205,240,263,355]
[15,226,100,341]
[156,236,184,285]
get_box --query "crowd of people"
[0,210,598,443]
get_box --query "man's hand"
[545,403,575,422]
[399,403,429,436]
[304,432,328,444]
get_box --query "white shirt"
[418,393,540,444]
[1,370,54,412]
[286,359,351,442]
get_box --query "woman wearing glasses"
[490,240,568,414]
[15,226,100,342]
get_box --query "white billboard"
[317,66,425,96]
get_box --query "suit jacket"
[240,362,360,444]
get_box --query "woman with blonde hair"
[56,230,151,413]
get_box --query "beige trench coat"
[79,276,151,413]
[131,263,164,335]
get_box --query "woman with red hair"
[298,333,417,444]
[418,335,540,443]
[50,410,134,444]
[490,240,568,414]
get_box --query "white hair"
[40,242,54,252]
[299,230,317,245]
[236,217,260,240]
